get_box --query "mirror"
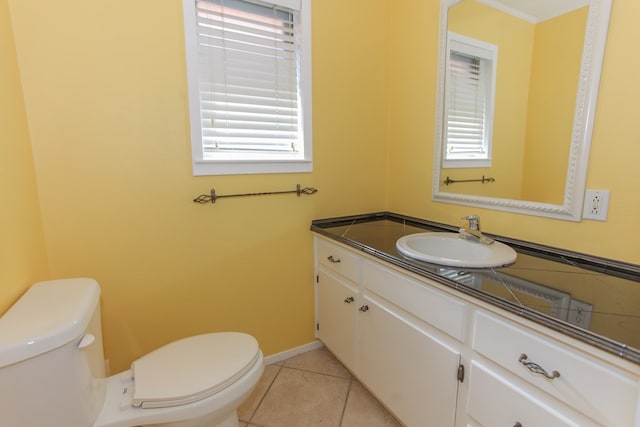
[432,0,612,221]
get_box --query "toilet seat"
[131,332,260,409]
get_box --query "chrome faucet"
[459,215,494,245]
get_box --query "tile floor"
[237,346,402,427]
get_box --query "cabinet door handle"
[344,296,354,303]
[359,305,369,312]
[327,255,341,263]
[513,422,523,427]
[518,354,560,379]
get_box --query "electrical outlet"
[567,299,593,329]
[583,189,610,221]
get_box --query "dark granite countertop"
[311,212,640,365]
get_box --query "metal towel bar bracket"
[193,184,317,204]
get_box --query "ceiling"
[477,0,590,23]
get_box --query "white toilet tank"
[0,278,107,427]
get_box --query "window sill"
[193,160,313,176]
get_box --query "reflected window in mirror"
[444,32,497,168]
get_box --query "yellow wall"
[522,7,588,203]
[0,0,49,313]
[388,0,640,265]
[3,0,640,375]
[7,0,389,372]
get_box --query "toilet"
[0,278,264,427]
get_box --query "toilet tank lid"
[0,278,101,368]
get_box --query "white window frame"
[183,0,312,176]
[443,32,497,169]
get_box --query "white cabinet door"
[317,268,358,372]
[358,294,461,427]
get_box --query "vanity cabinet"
[314,236,640,427]
[315,238,462,426]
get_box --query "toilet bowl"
[0,278,264,427]
[95,332,264,427]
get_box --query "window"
[443,32,497,169]
[183,0,312,176]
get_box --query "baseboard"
[263,339,324,365]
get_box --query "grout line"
[243,363,283,426]
[277,364,352,381]
[338,378,353,427]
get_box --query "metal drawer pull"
[327,255,341,263]
[513,423,522,427]
[344,296,354,303]
[518,354,560,379]
[359,305,369,312]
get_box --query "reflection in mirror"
[432,0,613,221]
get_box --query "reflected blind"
[196,0,302,160]
[445,52,488,159]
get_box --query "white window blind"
[444,33,497,168]
[184,0,312,175]
[446,53,487,156]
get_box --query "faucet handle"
[461,214,480,231]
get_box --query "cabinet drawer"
[467,361,596,427]
[361,259,467,341]
[316,238,360,283]
[472,311,637,427]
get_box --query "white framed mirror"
[432,0,613,221]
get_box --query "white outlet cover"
[583,189,610,221]
[567,299,593,329]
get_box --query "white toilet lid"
[131,332,260,409]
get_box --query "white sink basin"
[396,232,517,268]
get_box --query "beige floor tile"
[238,363,281,421]
[282,346,351,379]
[341,381,402,427]
[251,367,350,427]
